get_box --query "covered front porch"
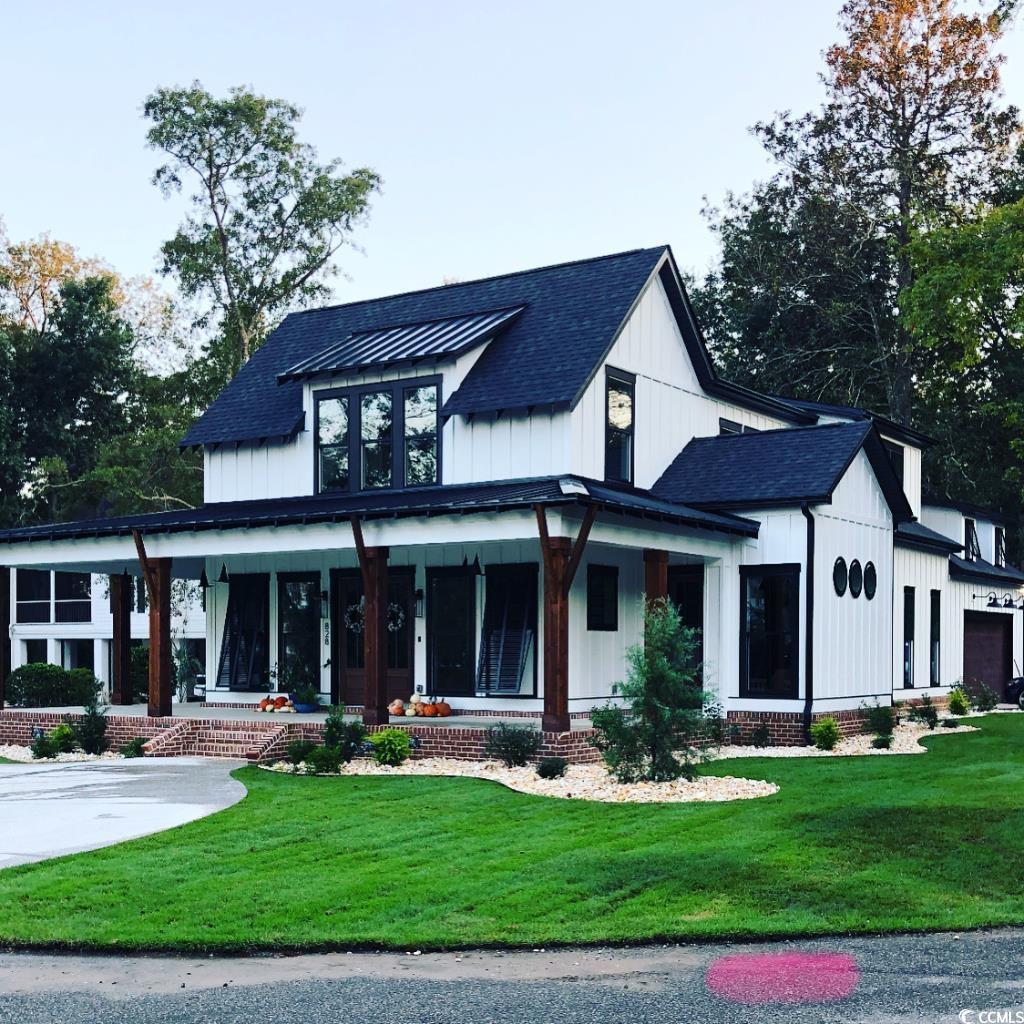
[0,477,757,742]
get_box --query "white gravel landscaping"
[0,744,124,764]
[710,719,977,760]
[263,756,779,803]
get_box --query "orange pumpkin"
[421,702,438,717]
[273,696,288,708]
[259,698,270,711]
[435,699,452,717]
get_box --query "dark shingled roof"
[0,476,759,545]
[652,421,913,520]
[895,520,963,555]
[949,554,1024,586]
[772,397,935,449]
[181,247,667,447]
[180,246,813,448]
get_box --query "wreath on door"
[343,599,406,634]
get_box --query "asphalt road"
[0,929,1022,1023]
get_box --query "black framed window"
[848,559,863,598]
[55,572,91,623]
[929,589,941,687]
[965,518,981,561]
[277,574,322,692]
[404,385,438,486]
[316,376,439,493]
[903,586,915,688]
[719,418,742,436]
[864,561,877,600]
[740,565,800,699]
[216,574,270,692]
[604,369,634,484]
[587,564,619,631]
[995,527,1006,567]
[15,569,50,624]
[318,395,350,491]
[60,638,94,671]
[883,440,905,487]
[832,557,848,597]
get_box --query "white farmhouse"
[0,246,1020,745]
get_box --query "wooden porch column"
[147,558,173,717]
[0,566,9,711]
[643,549,669,605]
[541,536,572,733]
[361,546,390,726]
[109,574,132,705]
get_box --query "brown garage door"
[963,611,1012,702]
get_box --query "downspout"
[801,503,815,743]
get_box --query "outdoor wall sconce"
[320,590,330,619]
[414,588,424,618]
[973,590,1023,610]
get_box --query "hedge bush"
[5,663,100,708]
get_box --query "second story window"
[16,569,51,624]
[996,527,1006,567]
[965,518,981,561]
[605,369,635,485]
[55,572,91,623]
[316,377,439,494]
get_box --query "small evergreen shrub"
[970,681,999,712]
[72,695,109,755]
[810,716,840,751]
[370,728,411,767]
[908,694,939,730]
[485,723,542,767]
[941,717,961,729]
[948,687,970,717]
[323,710,368,763]
[285,739,318,765]
[536,756,568,780]
[5,663,99,708]
[862,700,896,738]
[590,600,713,782]
[750,722,772,748]
[303,745,343,775]
[30,733,57,759]
[50,722,78,754]
[130,645,150,703]
[120,737,147,758]
[872,734,892,749]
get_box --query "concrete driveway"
[0,758,246,868]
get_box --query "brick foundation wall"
[726,695,951,747]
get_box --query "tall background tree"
[693,0,1023,537]
[144,82,381,393]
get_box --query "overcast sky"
[3,0,1023,305]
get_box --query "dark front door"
[668,565,704,666]
[331,568,414,706]
[216,574,270,692]
[427,568,477,697]
[964,611,1012,702]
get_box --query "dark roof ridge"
[283,245,668,322]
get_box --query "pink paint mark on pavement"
[706,952,859,1005]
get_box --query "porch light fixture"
[217,563,230,585]
[199,568,210,590]
[320,590,330,619]
[1005,594,1016,609]
[414,588,424,618]
[973,591,1001,608]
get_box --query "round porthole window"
[864,561,877,600]
[833,557,848,597]
[849,559,863,598]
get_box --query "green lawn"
[0,714,1021,953]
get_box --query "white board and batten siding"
[570,276,788,489]
[813,451,894,707]
[892,548,1024,698]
